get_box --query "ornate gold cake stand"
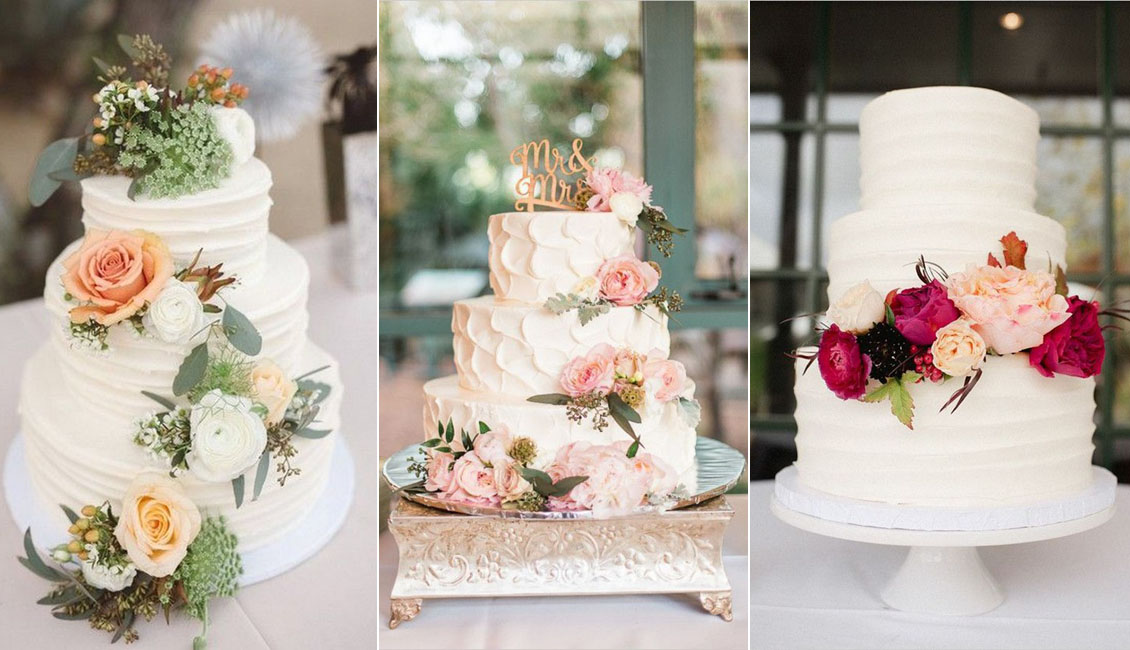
[386,495,736,628]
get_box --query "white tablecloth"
[379,494,750,650]
[0,231,379,648]
[750,480,1130,650]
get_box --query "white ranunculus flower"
[188,390,268,482]
[81,557,137,592]
[143,280,206,344]
[250,360,298,427]
[210,106,256,165]
[827,280,886,334]
[609,191,644,227]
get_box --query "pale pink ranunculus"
[642,357,688,402]
[493,461,531,502]
[449,452,499,505]
[560,343,617,398]
[595,256,660,307]
[472,430,513,467]
[584,168,653,212]
[62,229,174,326]
[424,451,457,494]
[946,263,1071,354]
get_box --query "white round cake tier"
[424,375,697,478]
[45,235,310,425]
[80,158,273,283]
[453,296,670,396]
[488,210,635,303]
[793,352,1096,506]
[20,341,343,553]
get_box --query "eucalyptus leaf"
[294,428,331,439]
[127,176,143,201]
[52,609,95,621]
[526,393,572,406]
[295,365,331,381]
[232,475,245,509]
[20,529,56,582]
[545,475,588,497]
[92,56,113,75]
[47,167,90,183]
[29,138,78,207]
[173,344,208,396]
[141,390,177,411]
[222,304,262,355]
[626,441,640,458]
[60,505,80,525]
[252,450,270,501]
[37,588,83,606]
[111,610,135,644]
[607,393,642,423]
[117,34,138,58]
[461,428,473,453]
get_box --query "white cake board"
[771,466,1116,616]
[3,433,355,586]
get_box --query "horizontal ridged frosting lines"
[488,211,634,303]
[859,87,1039,210]
[80,158,272,283]
[452,296,670,396]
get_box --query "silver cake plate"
[4,432,355,586]
[382,436,746,518]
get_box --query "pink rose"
[584,168,653,212]
[946,264,1070,354]
[642,357,687,402]
[560,344,616,398]
[890,280,961,345]
[620,442,678,496]
[596,256,660,306]
[613,349,645,381]
[424,451,457,494]
[817,324,872,400]
[1029,296,1105,378]
[472,430,513,467]
[493,461,531,502]
[62,229,174,325]
[449,452,499,505]
[544,441,654,517]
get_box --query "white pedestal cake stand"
[771,465,1117,616]
[3,433,355,586]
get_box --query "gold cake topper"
[509,138,595,211]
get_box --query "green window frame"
[751,1,1127,466]
[378,1,748,342]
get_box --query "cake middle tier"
[453,296,670,396]
[424,375,697,478]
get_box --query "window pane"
[971,3,1100,127]
[749,133,783,270]
[750,2,817,123]
[1036,136,1104,273]
[379,1,642,308]
[750,278,820,417]
[1115,286,1130,428]
[695,1,748,282]
[1112,141,1130,273]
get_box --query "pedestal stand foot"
[389,598,423,629]
[698,591,733,621]
[880,546,1003,616]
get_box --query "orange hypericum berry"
[92,117,103,127]
[237,85,249,98]
[224,100,236,108]
[210,87,226,101]
[136,80,148,90]
[91,133,107,146]
[205,71,216,84]
[188,74,199,87]
[221,67,233,79]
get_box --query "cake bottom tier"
[793,351,1096,506]
[20,341,343,552]
[423,375,697,478]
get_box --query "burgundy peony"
[1028,296,1105,378]
[890,280,961,345]
[817,324,872,400]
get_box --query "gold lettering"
[509,138,593,211]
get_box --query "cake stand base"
[771,466,1116,616]
[386,495,735,628]
[3,433,355,586]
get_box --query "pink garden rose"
[890,280,961,345]
[596,256,660,306]
[471,430,513,467]
[621,441,678,496]
[613,349,645,382]
[584,168,653,212]
[424,451,457,494]
[492,461,531,502]
[817,324,872,400]
[560,343,617,398]
[545,441,651,517]
[946,264,1070,354]
[62,229,174,326]
[642,357,688,402]
[1028,296,1105,378]
[449,452,499,505]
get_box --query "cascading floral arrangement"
[18,473,240,646]
[798,232,1119,428]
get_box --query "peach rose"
[63,229,174,326]
[424,451,457,494]
[450,452,498,504]
[930,319,987,377]
[642,357,687,403]
[493,461,531,502]
[560,343,616,398]
[946,264,1070,354]
[113,472,201,577]
[595,256,659,306]
[250,360,298,427]
[612,349,645,382]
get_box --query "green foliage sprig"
[527,391,643,458]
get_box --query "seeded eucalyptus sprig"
[527,391,644,458]
[634,205,688,258]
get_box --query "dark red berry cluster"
[909,344,944,382]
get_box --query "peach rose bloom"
[560,343,617,398]
[250,360,298,427]
[596,256,659,306]
[493,461,531,502]
[113,472,202,577]
[946,264,1070,355]
[930,319,987,377]
[63,229,174,326]
[642,357,687,402]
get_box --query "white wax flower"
[609,191,644,227]
[188,390,268,482]
[144,279,206,344]
[827,280,886,334]
[211,106,256,165]
[81,557,137,592]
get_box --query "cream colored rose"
[827,281,886,334]
[609,191,644,227]
[210,106,256,165]
[251,360,298,427]
[930,319,987,377]
[113,472,202,577]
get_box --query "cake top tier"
[859,86,1040,211]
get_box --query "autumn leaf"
[986,253,1002,268]
[1000,231,1028,269]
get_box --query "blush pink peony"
[62,229,174,326]
[424,451,457,494]
[945,263,1070,354]
[449,452,499,506]
[560,343,617,398]
[544,441,657,517]
[584,168,653,212]
[642,357,688,402]
[471,429,513,467]
[596,256,660,306]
